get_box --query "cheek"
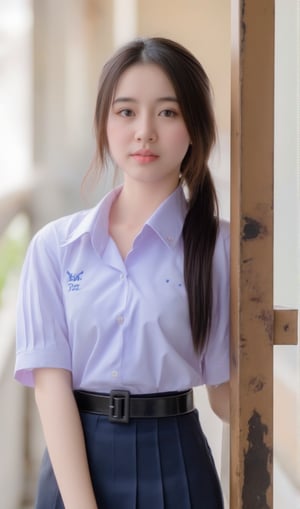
[106,118,119,142]
[106,120,127,154]
[169,126,190,155]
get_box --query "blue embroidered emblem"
[67,270,84,291]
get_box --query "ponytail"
[182,170,219,353]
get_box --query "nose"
[134,114,157,143]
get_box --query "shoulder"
[34,209,90,245]
[26,208,93,266]
[32,210,89,246]
[31,186,121,250]
[25,187,120,265]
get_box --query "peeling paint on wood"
[242,411,272,509]
[248,376,265,393]
[242,217,264,240]
[257,309,273,342]
[273,308,298,345]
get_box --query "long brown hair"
[92,37,219,353]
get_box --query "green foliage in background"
[0,217,29,306]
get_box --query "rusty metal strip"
[230,1,275,508]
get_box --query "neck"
[112,179,179,227]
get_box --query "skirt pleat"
[35,410,224,509]
[84,414,138,508]
[157,416,192,508]
[111,418,137,507]
[136,419,164,509]
[176,411,224,508]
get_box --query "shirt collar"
[61,184,188,252]
[145,185,188,248]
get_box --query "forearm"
[34,368,98,509]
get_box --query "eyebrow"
[112,96,179,104]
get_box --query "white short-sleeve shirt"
[15,185,230,393]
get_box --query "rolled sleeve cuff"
[15,346,72,387]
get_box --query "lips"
[131,149,159,163]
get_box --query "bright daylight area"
[0,1,299,509]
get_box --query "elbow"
[210,401,230,424]
[207,382,230,424]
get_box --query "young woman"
[15,37,230,509]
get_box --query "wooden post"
[230,1,275,508]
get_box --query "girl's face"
[106,63,190,190]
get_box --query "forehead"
[112,63,176,99]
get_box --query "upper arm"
[15,227,71,387]
[34,368,73,403]
[201,223,230,386]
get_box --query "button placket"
[112,268,129,382]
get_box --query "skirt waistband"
[74,389,194,423]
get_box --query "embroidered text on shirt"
[67,270,84,292]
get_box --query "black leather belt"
[74,389,194,424]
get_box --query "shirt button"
[116,314,124,324]
[119,273,125,280]
[111,370,118,378]
[166,236,174,243]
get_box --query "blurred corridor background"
[0,1,299,508]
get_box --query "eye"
[118,109,135,117]
[159,109,177,118]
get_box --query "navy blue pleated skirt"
[35,409,224,509]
